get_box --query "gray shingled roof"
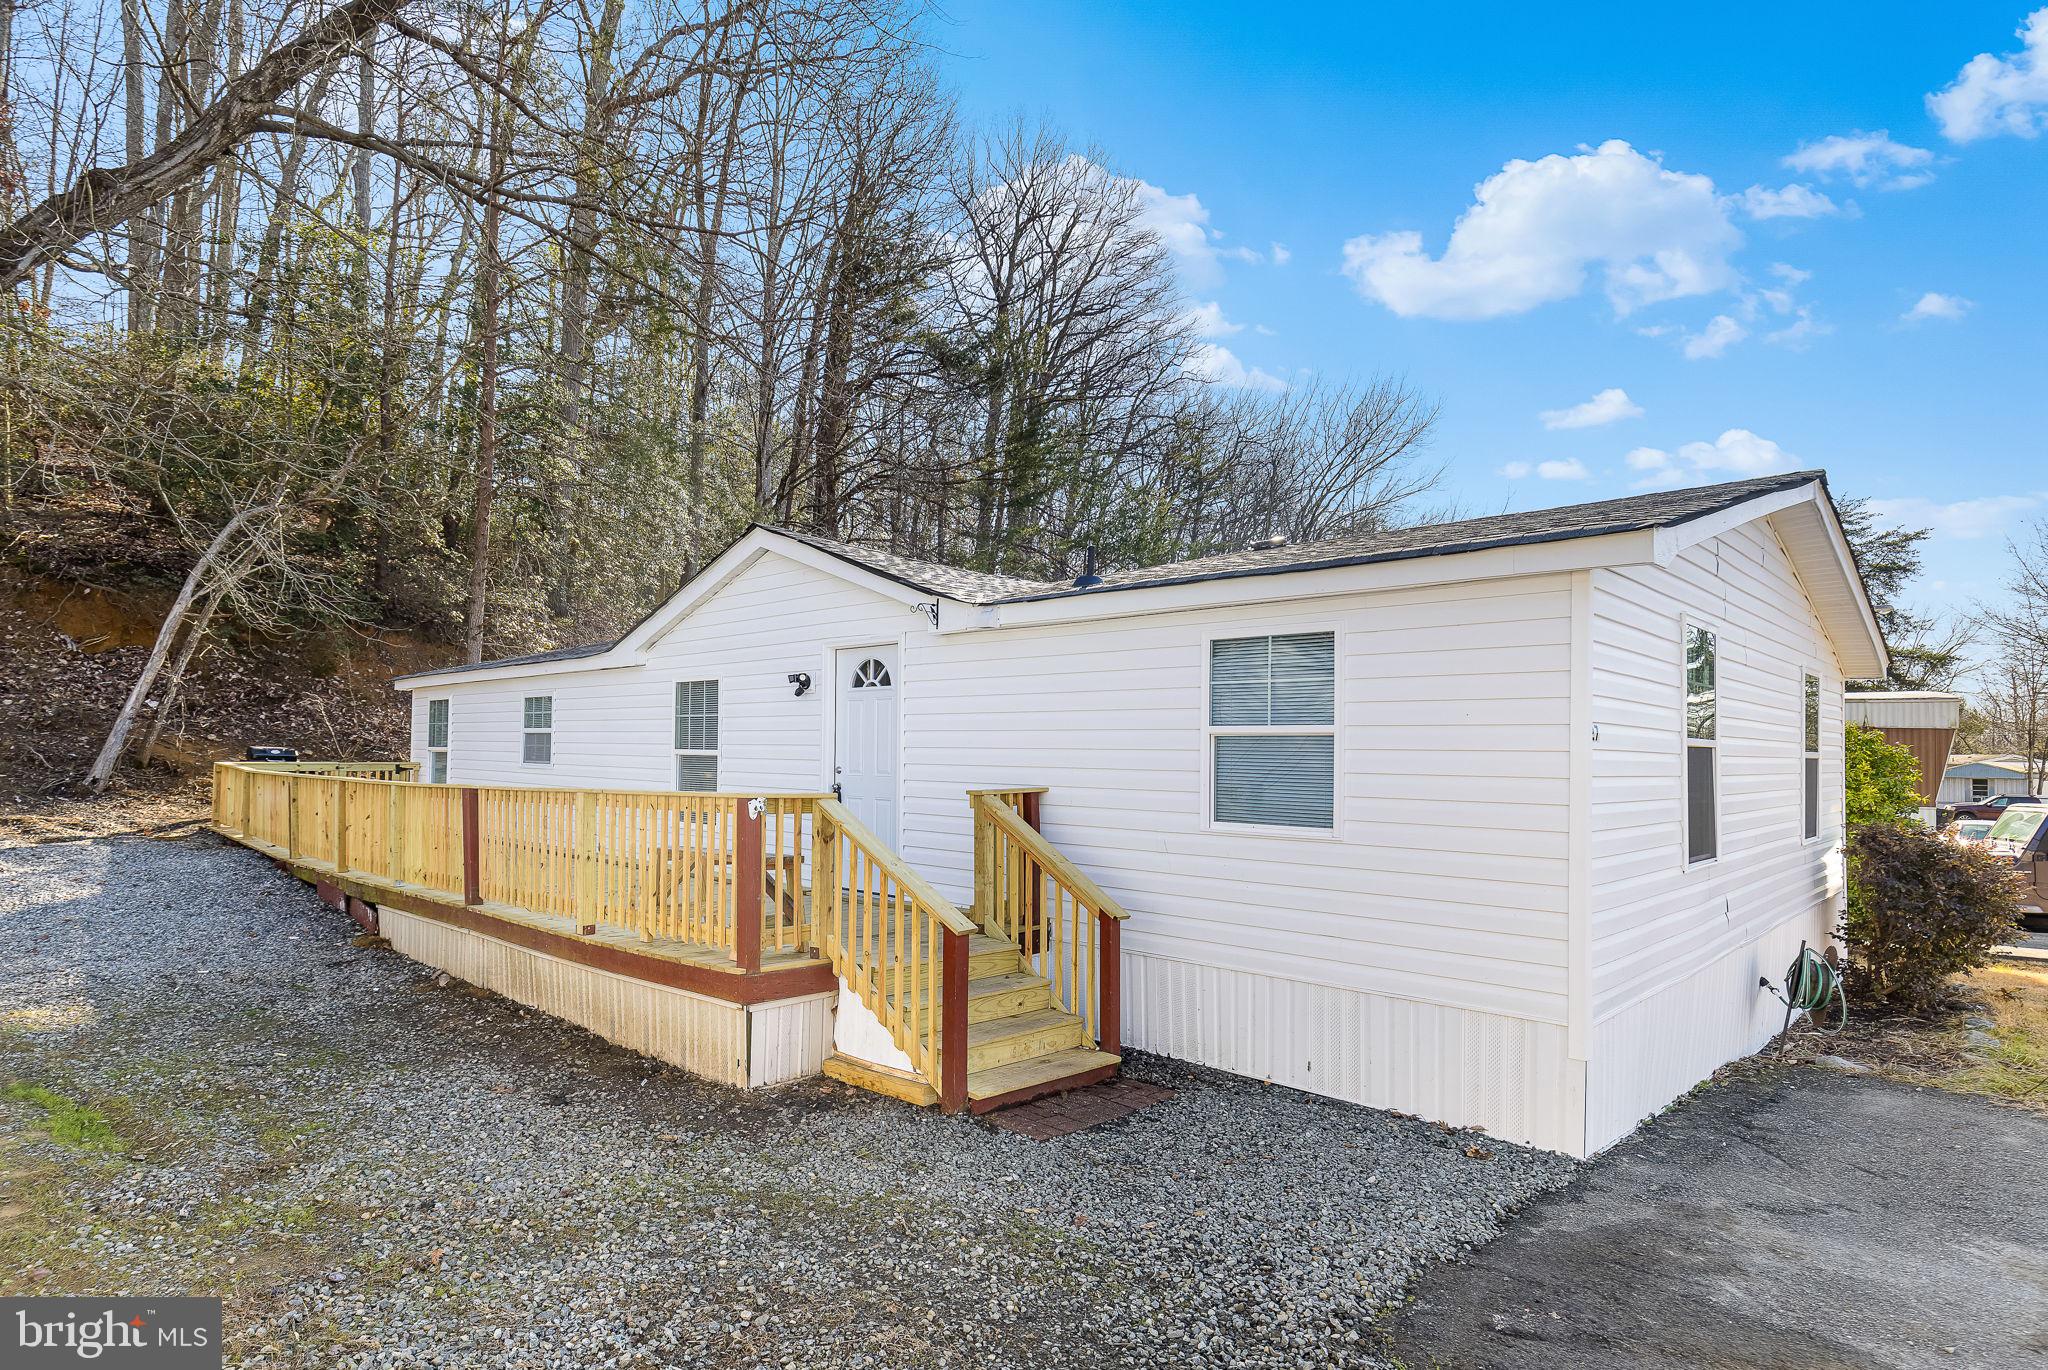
[395,638,616,683]
[397,471,1827,680]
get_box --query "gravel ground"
[1,830,1579,1368]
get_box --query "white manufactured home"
[382,470,1882,1155]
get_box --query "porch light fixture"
[788,672,812,697]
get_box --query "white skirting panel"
[1122,951,1585,1154]
[830,975,916,1073]
[1584,903,1833,1153]
[748,991,837,1087]
[382,908,830,1089]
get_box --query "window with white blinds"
[1802,672,1821,841]
[674,680,719,791]
[426,698,450,783]
[1208,632,1336,830]
[522,695,553,765]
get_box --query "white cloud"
[1182,301,1243,338]
[1539,387,1643,430]
[1764,308,1830,349]
[1340,140,1742,320]
[1269,242,1292,266]
[1734,183,1841,220]
[1132,178,1225,286]
[1782,130,1935,190]
[1626,429,1800,488]
[1220,243,1265,264]
[1185,342,1286,392]
[1928,7,2048,142]
[1499,458,1593,481]
[1681,314,1748,359]
[1770,262,1812,286]
[1867,493,2048,540]
[1902,291,1973,323]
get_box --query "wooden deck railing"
[812,798,980,1111]
[970,791,1130,1056]
[211,762,827,969]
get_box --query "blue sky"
[932,2,2048,634]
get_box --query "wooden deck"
[211,763,1129,1112]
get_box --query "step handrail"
[974,793,1131,923]
[812,797,977,1110]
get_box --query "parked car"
[1947,793,2047,822]
[1982,805,2048,927]
[1945,818,1996,846]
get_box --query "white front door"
[835,645,900,852]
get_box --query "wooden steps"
[968,1046,1121,1111]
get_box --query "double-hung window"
[523,695,554,765]
[426,698,450,783]
[1684,624,1717,864]
[1208,631,1336,831]
[674,680,719,791]
[1971,777,1991,802]
[1801,673,1820,841]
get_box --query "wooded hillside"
[0,0,1450,788]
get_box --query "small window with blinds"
[1684,624,1718,864]
[674,680,719,791]
[1802,672,1821,841]
[426,698,450,783]
[522,695,553,765]
[1208,632,1336,831]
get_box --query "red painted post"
[1097,910,1121,1057]
[461,787,482,906]
[940,925,970,1114]
[1019,790,1042,832]
[734,800,763,974]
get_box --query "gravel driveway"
[0,830,1577,1368]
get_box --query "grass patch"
[2,1083,124,1153]
[1943,963,2048,1107]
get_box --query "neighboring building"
[392,470,1884,1155]
[1939,754,2042,807]
[1846,690,1962,823]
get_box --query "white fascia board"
[1649,482,1817,564]
[953,529,1657,632]
[392,658,640,692]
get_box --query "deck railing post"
[239,767,254,838]
[575,790,599,935]
[333,777,351,876]
[284,776,301,861]
[970,799,993,932]
[385,784,403,885]
[462,787,482,906]
[734,799,763,973]
[939,924,969,1114]
[1097,908,1121,1057]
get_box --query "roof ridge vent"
[1247,534,1289,551]
[1073,545,1103,589]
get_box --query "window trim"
[522,694,554,767]
[1971,777,1991,802]
[425,698,450,784]
[1681,619,1719,869]
[673,678,720,793]
[1201,629,1341,840]
[1801,671,1822,845]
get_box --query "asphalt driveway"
[1385,1065,2048,1369]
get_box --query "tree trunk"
[463,84,508,664]
[84,503,274,792]
[139,590,221,766]
[0,0,408,293]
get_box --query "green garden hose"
[1766,943,1848,1033]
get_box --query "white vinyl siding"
[522,695,553,766]
[1585,518,1845,1150]
[674,680,719,791]
[1207,631,1336,830]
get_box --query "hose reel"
[1761,940,1848,1034]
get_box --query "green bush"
[1844,722,1923,830]
[1844,823,2023,1011]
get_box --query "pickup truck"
[1946,793,2046,822]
